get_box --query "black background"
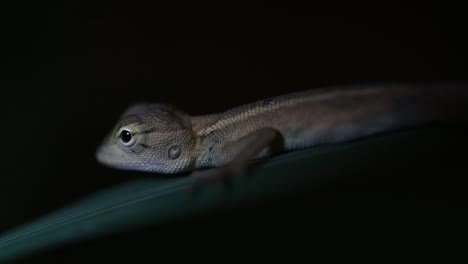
[1,1,468,262]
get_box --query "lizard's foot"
[187,128,280,194]
[187,165,247,194]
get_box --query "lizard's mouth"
[95,147,135,171]
[94,136,123,168]
[95,144,115,168]
[95,142,167,173]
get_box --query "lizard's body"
[96,83,468,179]
[192,85,424,169]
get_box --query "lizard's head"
[95,103,195,174]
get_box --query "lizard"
[95,82,468,191]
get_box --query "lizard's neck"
[190,114,222,134]
[189,114,223,169]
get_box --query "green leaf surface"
[0,125,466,262]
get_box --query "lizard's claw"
[187,165,246,194]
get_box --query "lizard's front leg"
[188,127,282,193]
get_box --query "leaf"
[0,125,466,262]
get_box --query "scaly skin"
[95,83,468,176]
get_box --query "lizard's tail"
[389,82,468,127]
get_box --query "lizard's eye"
[119,129,136,147]
[120,130,132,143]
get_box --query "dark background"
[1,1,467,262]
